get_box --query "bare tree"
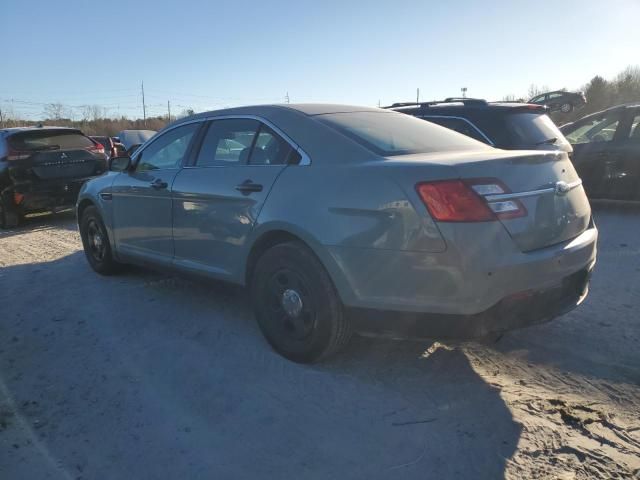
[81,104,106,121]
[43,102,66,120]
[526,84,550,100]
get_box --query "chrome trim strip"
[484,179,582,201]
[418,115,495,146]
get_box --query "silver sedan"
[77,104,597,362]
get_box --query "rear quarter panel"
[246,160,455,300]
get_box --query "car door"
[111,122,201,265]
[563,110,623,198]
[605,109,640,199]
[171,117,302,281]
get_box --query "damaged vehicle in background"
[560,103,640,201]
[0,127,108,228]
[77,104,597,363]
[117,129,157,156]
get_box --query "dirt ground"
[1,204,639,479]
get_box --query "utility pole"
[0,107,4,128]
[461,87,467,98]
[285,92,290,104]
[141,81,147,126]
[416,88,420,104]
[167,100,171,122]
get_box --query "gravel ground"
[0,205,639,479]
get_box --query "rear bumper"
[324,223,597,315]
[349,265,592,339]
[7,177,97,212]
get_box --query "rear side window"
[195,119,260,166]
[8,130,94,151]
[421,116,490,144]
[317,111,487,156]
[249,125,296,165]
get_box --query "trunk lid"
[7,129,106,181]
[451,150,591,251]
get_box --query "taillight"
[416,178,526,222]
[467,179,527,220]
[6,149,30,161]
[87,142,105,154]
[416,180,495,222]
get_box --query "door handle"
[150,179,168,189]
[235,180,263,195]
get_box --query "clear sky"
[2,0,639,119]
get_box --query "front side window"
[317,111,488,156]
[563,114,621,144]
[530,95,546,104]
[136,123,199,171]
[195,119,260,166]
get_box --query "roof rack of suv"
[385,98,489,109]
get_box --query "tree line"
[2,66,639,135]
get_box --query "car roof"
[560,103,640,128]
[387,100,546,115]
[0,126,82,137]
[179,104,386,122]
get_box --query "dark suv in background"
[529,90,586,113]
[0,127,108,228]
[386,98,572,153]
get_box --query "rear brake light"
[87,142,105,154]
[416,180,495,222]
[6,149,30,161]
[416,178,527,222]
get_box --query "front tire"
[560,103,573,113]
[250,242,352,363]
[79,206,122,275]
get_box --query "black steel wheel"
[250,241,352,363]
[79,206,122,275]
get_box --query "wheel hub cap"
[92,233,103,249]
[281,289,303,318]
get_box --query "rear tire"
[0,197,20,229]
[79,206,122,275]
[250,241,352,363]
[560,103,573,113]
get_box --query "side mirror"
[109,155,131,172]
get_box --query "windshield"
[317,111,490,156]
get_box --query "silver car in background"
[77,104,597,363]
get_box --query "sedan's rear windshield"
[8,130,94,151]
[316,111,490,156]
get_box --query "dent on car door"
[172,118,299,281]
[564,112,622,198]
[111,122,201,263]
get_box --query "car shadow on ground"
[0,209,77,239]
[485,199,640,387]
[1,251,521,480]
